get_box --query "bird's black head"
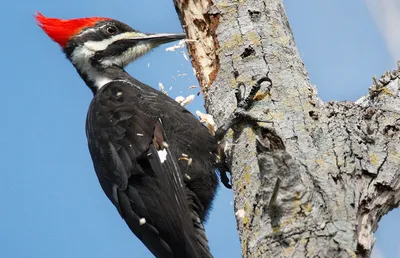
[36,12,185,90]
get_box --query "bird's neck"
[76,65,131,94]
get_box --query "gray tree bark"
[173,0,400,257]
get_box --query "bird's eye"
[106,26,118,35]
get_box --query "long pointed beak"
[137,33,186,45]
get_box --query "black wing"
[86,81,212,258]
[126,77,219,221]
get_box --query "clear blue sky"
[0,0,398,257]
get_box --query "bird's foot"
[214,75,272,189]
[215,75,272,141]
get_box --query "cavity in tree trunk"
[173,0,400,257]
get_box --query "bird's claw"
[236,77,272,110]
[215,74,272,189]
[215,74,272,141]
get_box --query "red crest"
[35,12,111,48]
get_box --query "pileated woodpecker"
[36,13,219,258]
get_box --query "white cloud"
[364,0,400,63]
[371,244,385,258]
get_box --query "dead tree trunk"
[173,0,400,257]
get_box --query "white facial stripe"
[70,46,112,89]
[84,32,144,52]
[100,43,153,67]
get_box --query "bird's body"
[87,78,217,258]
[36,13,218,257]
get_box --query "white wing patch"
[157,149,168,163]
